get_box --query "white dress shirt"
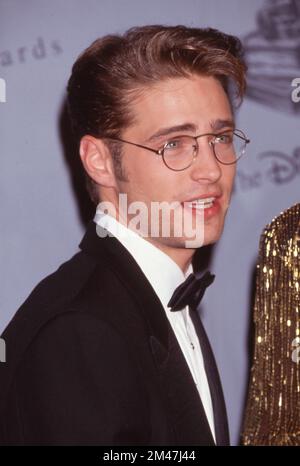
[94,209,216,442]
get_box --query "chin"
[203,225,224,246]
[150,219,225,250]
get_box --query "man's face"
[112,74,236,254]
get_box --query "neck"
[146,236,195,274]
[96,198,195,273]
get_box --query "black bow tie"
[168,271,215,312]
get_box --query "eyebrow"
[145,123,197,143]
[210,119,235,131]
[145,119,235,143]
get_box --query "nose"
[189,138,222,184]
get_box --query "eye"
[215,133,233,144]
[164,139,182,150]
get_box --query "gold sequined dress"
[243,203,300,446]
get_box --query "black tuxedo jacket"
[0,221,229,445]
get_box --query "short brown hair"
[67,25,247,203]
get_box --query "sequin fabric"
[242,203,300,446]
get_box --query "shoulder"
[0,247,123,372]
[259,203,300,258]
[253,204,300,318]
[2,250,99,338]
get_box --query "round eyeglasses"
[108,129,250,171]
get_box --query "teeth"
[186,197,215,209]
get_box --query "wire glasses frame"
[107,129,250,171]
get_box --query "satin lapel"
[189,308,230,446]
[79,221,215,445]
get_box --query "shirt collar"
[94,208,192,310]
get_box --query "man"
[0,25,248,445]
[243,203,300,446]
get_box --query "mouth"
[180,193,222,220]
[183,197,216,210]
[181,193,221,209]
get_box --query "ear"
[79,135,117,189]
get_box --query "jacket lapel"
[189,309,230,445]
[79,221,215,445]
